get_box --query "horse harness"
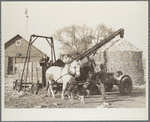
[49,64,77,85]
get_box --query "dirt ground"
[4,76,146,108]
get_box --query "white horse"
[46,60,81,99]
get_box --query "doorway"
[8,57,13,74]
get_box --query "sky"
[2,1,148,59]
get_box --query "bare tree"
[53,24,114,60]
[90,24,114,44]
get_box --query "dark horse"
[76,58,96,81]
[75,58,101,95]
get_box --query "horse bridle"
[68,63,80,77]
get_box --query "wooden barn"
[5,34,46,84]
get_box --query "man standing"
[96,64,107,100]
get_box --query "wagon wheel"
[30,83,38,95]
[119,75,132,95]
[105,83,113,92]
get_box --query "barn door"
[7,57,16,75]
[8,57,13,74]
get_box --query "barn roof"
[5,34,22,49]
[5,34,46,56]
